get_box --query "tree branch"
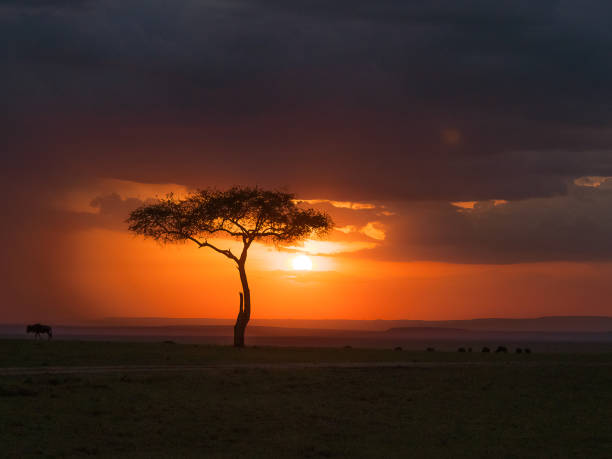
[206,227,244,238]
[228,218,249,234]
[188,236,238,262]
[258,231,286,238]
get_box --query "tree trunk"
[233,264,251,347]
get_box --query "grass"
[2,340,612,458]
[3,339,612,368]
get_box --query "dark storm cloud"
[0,0,90,8]
[3,0,612,263]
[367,181,612,263]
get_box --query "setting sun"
[291,254,313,271]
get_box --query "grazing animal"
[524,348,531,354]
[394,346,403,351]
[458,347,466,352]
[495,346,508,353]
[26,324,52,340]
[482,347,490,353]
[515,348,523,354]
[468,347,472,352]
[426,347,435,352]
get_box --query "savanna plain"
[2,340,612,458]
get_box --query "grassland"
[2,339,612,458]
[4,339,612,367]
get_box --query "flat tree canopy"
[127,186,333,346]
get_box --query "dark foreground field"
[2,340,612,458]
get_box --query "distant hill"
[385,327,470,334]
[3,320,612,349]
[88,316,612,333]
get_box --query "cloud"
[368,183,612,263]
[360,222,386,241]
[451,200,508,211]
[335,225,357,234]
[90,193,143,216]
[284,240,378,256]
[574,176,612,188]
[3,1,612,204]
[3,0,612,272]
[0,0,90,9]
[298,200,377,210]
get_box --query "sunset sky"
[3,1,612,323]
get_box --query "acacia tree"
[127,187,333,347]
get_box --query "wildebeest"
[426,347,435,352]
[394,346,403,351]
[482,347,491,353]
[458,347,466,352]
[26,324,52,340]
[495,346,508,353]
[515,348,523,354]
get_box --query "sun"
[291,254,313,271]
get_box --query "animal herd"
[482,346,532,354]
[419,346,532,353]
[26,323,533,355]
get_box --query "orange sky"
[56,225,612,322]
[5,177,612,323]
[7,1,612,324]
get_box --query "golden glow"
[361,222,386,240]
[451,200,508,211]
[59,228,612,321]
[574,176,612,188]
[329,201,376,210]
[284,239,377,255]
[451,201,477,209]
[291,255,313,271]
[335,225,357,234]
[297,199,376,210]
[34,180,612,324]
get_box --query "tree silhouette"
[127,186,333,347]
